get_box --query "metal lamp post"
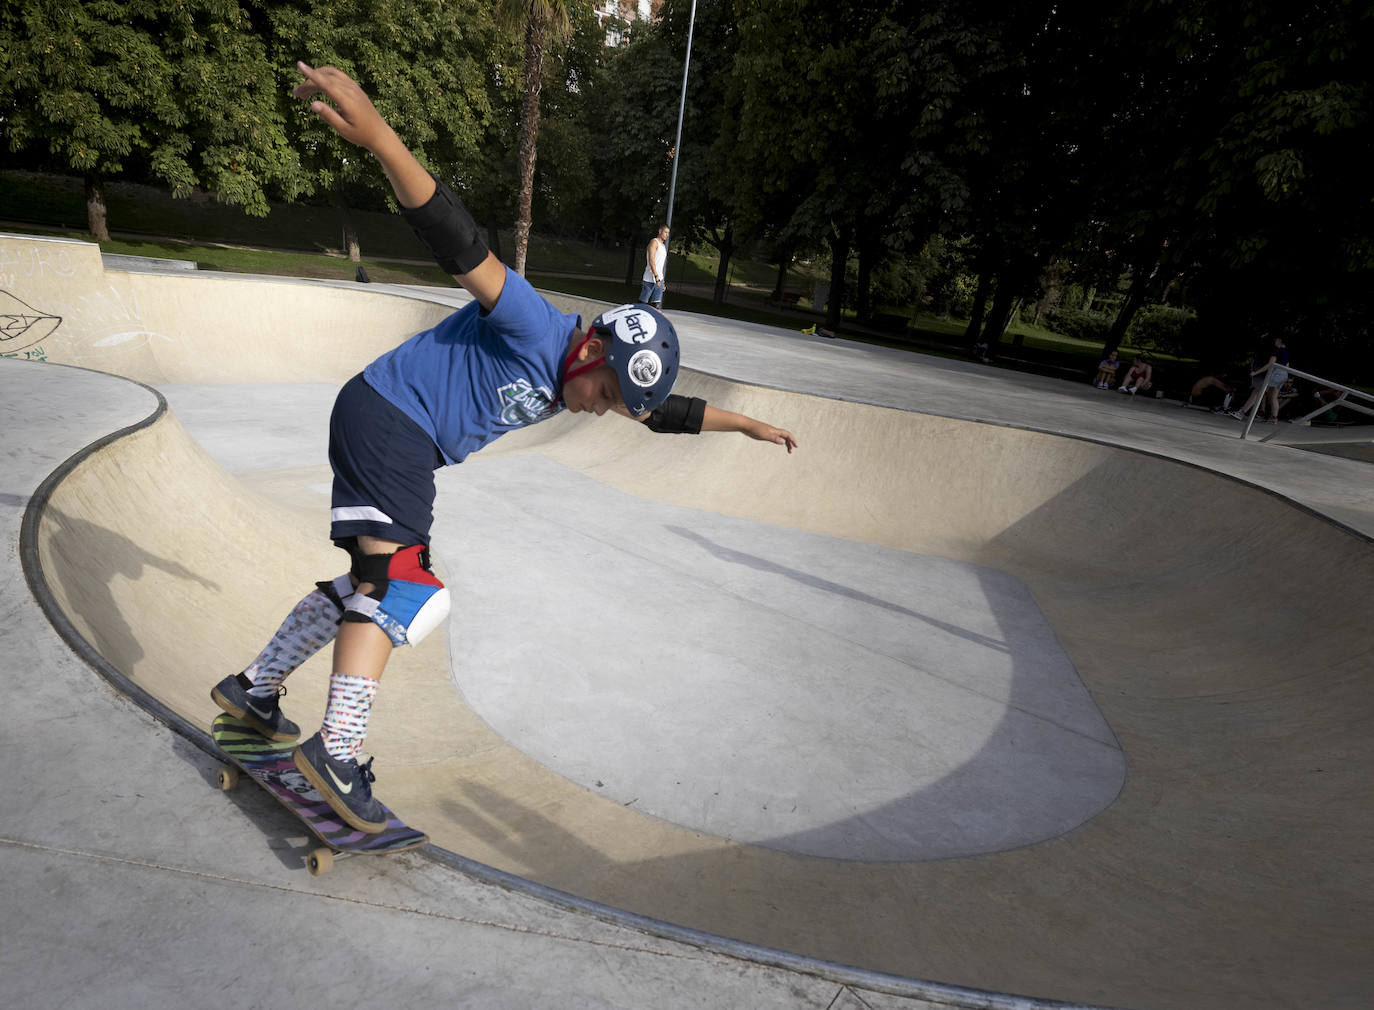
[661,0,697,308]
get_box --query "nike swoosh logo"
[247,701,274,721]
[327,765,354,796]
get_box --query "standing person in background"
[641,224,669,308]
[1230,336,1290,423]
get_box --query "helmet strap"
[561,332,606,395]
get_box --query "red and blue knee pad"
[338,544,450,647]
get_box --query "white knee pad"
[393,582,452,646]
[343,545,452,647]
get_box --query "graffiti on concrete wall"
[80,286,174,352]
[0,243,73,359]
[0,241,77,284]
[1,240,178,365]
[1,291,61,358]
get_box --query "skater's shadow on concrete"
[32,503,218,675]
[436,778,618,887]
[663,524,1009,653]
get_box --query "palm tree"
[501,0,574,276]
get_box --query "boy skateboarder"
[212,62,798,833]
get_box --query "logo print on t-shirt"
[498,378,555,425]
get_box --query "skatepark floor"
[4,235,1372,1009]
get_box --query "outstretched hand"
[746,421,799,453]
[292,61,395,153]
[700,404,799,453]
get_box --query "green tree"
[730,1,1011,328]
[1,0,302,239]
[939,2,1124,352]
[730,0,884,327]
[499,0,574,276]
[1064,0,1374,373]
[266,0,503,261]
[519,2,606,243]
[656,0,748,304]
[587,18,683,284]
[1181,0,1374,373]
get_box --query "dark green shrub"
[1047,305,1113,342]
[1129,305,1196,356]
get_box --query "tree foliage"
[590,7,691,249]
[499,0,575,275]
[1,0,303,236]
[4,0,1370,373]
[266,0,502,198]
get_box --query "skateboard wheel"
[307,847,334,875]
[217,765,239,791]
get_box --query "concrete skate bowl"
[29,350,1374,1010]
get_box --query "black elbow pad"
[644,395,706,434]
[400,174,490,276]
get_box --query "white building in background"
[593,0,661,47]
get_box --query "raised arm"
[292,61,506,310]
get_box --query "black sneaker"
[211,673,300,742]
[293,733,388,833]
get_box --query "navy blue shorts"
[329,373,444,548]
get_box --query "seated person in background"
[1275,377,1300,418]
[1093,351,1120,389]
[1311,385,1346,423]
[1118,355,1153,394]
[1184,370,1234,410]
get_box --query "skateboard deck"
[211,713,428,874]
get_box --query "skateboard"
[211,713,428,874]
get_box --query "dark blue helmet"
[588,303,680,416]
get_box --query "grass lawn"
[5,169,1198,388]
[98,233,454,285]
[15,218,1184,386]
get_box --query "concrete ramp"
[11,233,1374,1009]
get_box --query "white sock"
[320,673,379,760]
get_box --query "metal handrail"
[1236,362,1374,442]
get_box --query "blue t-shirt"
[363,268,580,464]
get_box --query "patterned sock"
[320,673,379,761]
[244,587,344,698]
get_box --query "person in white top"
[640,224,669,307]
